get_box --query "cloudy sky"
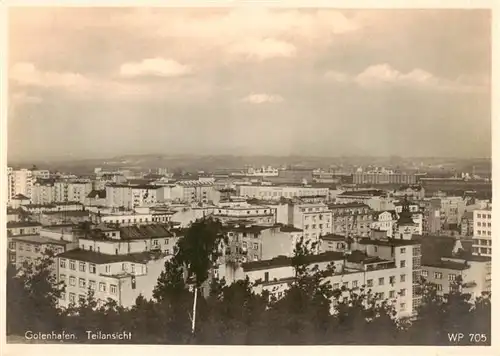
[8,7,491,161]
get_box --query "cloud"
[119,58,193,78]
[325,63,488,93]
[228,38,297,61]
[242,93,284,104]
[9,62,151,99]
[10,62,91,90]
[11,92,42,105]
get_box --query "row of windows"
[242,241,259,250]
[60,259,97,273]
[476,222,491,227]
[476,230,491,236]
[332,282,408,299]
[476,213,491,219]
[421,270,457,281]
[61,274,119,293]
[304,224,330,230]
[473,239,492,246]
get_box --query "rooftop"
[11,234,70,246]
[7,221,42,228]
[12,194,30,200]
[328,202,370,209]
[358,237,421,247]
[242,251,345,272]
[279,225,303,233]
[422,260,470,271]
[87,190,106,199]
[338,190,385,197]
[320,234,346,242]
[57,248,165,264]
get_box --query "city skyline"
[8,8,491,161]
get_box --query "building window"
[60,292,66,301]
[389,290,395,298]
[448,274,456,281]
[105,265,111,273]
[110,284,118,295]
[352,280,358,288]
[400,260,406,268]
[69,293,76,304]
[367,279,373,287]
[389,276,395,284]
[60,274,66,282]
[69,276,76,286]
[99,282,106,292]
[333,283,340,290]
[400,274,406,282]
[434,272,443,279]
[422,270,428,277]
[400,247,406,254]
[378,277,385,286]
[79,295,86,304]
[69,260,76,270]
[437,284,443,291]
[253,243,259,250]
[79,278,86,289]
[60,259,67,268]
[400,303,406,311]
[131,264,135,273]
[400,289,406,296]
[89,264,96,274]
[89,280,96,290]
[79,262,86,272]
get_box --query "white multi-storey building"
[219,236,420,318]
[472,208,492,257]
[239,184,329,201]
[211,202,276,225]
[105,184,161,209]
[276,202,333,244]
[7,168,34,202]
[56,224,180,308]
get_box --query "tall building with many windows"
[472,208,492,257]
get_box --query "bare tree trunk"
[191,286,198,335]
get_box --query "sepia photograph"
[2,2,495,349]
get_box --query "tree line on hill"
[7,218,491,345]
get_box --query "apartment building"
[167,180,219,204]
[319,234,349,253]
[440,197,466,228]
[418,198,442,234]
[211,202,276,225]
[419,235,491,300]
[7,168,34,202]
[8,234,77,270]
[238,184,329,201]
[460,211,474,237]
[472,208,492,257]
[223,224,302,263]
[276,202,333,244]
[394,201,423,235]
[352,237,422,316]
[7,221,42,236]
[335,190,386,204]
[57,224,180,308]
[221,237,419,318]
[21,202,84,215]
[54,180,93,204]
[31,179,57,204]
[353,170,417,185]
[92,210,173,226]
[105,184,161,208]
[329,203,373,238]
[371,211,398,237]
